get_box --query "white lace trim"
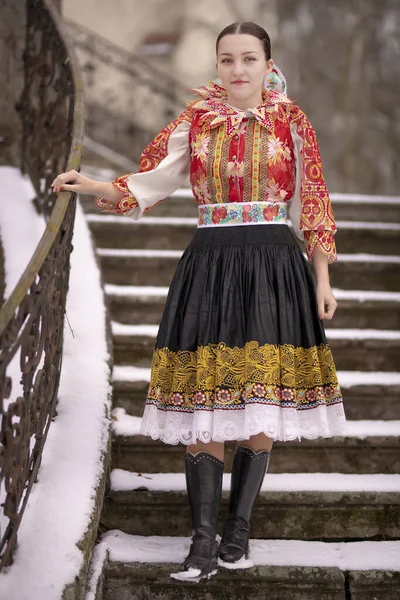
[139,402,348,445]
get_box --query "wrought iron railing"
[0,0,84,569]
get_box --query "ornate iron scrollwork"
[0,0,84,569]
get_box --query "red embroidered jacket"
[95,82,337,263]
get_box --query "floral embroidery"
[147,340,343,411]
[191,168,211,204]
[198,202,288,227]
[216,389,232,404]
[262,204,279,221]
[191,131,210,163]
[171,392,184,406]
[266,179,288,202]
[267,134,291,165]
[193,391,207,405]
[227,160,244,178]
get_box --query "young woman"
[52,22,347,583]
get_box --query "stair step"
[100,530,400,600]
[102,470,400,540]
[110,410,400,475]
[110,323,400,371]
[87,213,400,254]
[98,248,400,291]
[105,284,400,329]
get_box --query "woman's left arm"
[311,246,338,320]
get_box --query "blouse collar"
[188,81,292,137]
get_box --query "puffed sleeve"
[94,105,194,219]
[288,104,337,263]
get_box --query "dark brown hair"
[216,22,272,61]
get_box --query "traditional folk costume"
[95,67,347,579]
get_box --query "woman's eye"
[245,57,256,61]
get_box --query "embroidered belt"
[197,201,288,228]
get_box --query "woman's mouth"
[232,81,248,86]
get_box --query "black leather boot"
[218,445,271,566]
[170,451,224,582]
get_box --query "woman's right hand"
[51,169,96,196]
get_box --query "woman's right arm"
[52,103,195,217]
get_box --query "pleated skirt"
[139,224,347,445]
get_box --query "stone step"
[113,375,400,421]
[98,530,400,600]
[83,190,400,223]
[98,248,400,291]
[110,323,400,371]
[110,410,400,475]
[87,213,400,254]
[98,531,400,600]
[105,285,400,330]
[102,470,400,541]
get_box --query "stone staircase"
[81,188,400,599]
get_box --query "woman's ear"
[264,58,274,76]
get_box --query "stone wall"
[0,0,26,166]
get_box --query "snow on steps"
[86,530,400,600]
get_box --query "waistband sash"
[198,201,288,228]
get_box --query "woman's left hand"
[316,283,338,320]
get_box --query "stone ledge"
[104,562,346,600]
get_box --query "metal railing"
[0,0,84,569]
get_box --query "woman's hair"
[216,22,272,61]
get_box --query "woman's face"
[216,33,274,108]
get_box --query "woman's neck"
[225,93,264,111]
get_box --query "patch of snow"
[0,200,111,600]
[105,284,168,297]
[83,540,109,600]
[336,220,400,230]
[345,420,400,438]
[97,248,183,258]
[111,322,159,337]
[326,329,400,340]
[112,408,142,436]
[337,371,400,386]
[110,469,400,493]
[332,289,400,302]
[330,193,400,205]
[0,166,45,297]
[100,530,400,571]
[218,556,254,569]
[113,366,151,382]
[336,253,400,263]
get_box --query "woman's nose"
[232,62,245,76]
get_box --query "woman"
[52,22,347,583]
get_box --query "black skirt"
[140,224,347,445]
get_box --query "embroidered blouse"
[94,82,337,263]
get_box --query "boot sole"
[170,568,218,582]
